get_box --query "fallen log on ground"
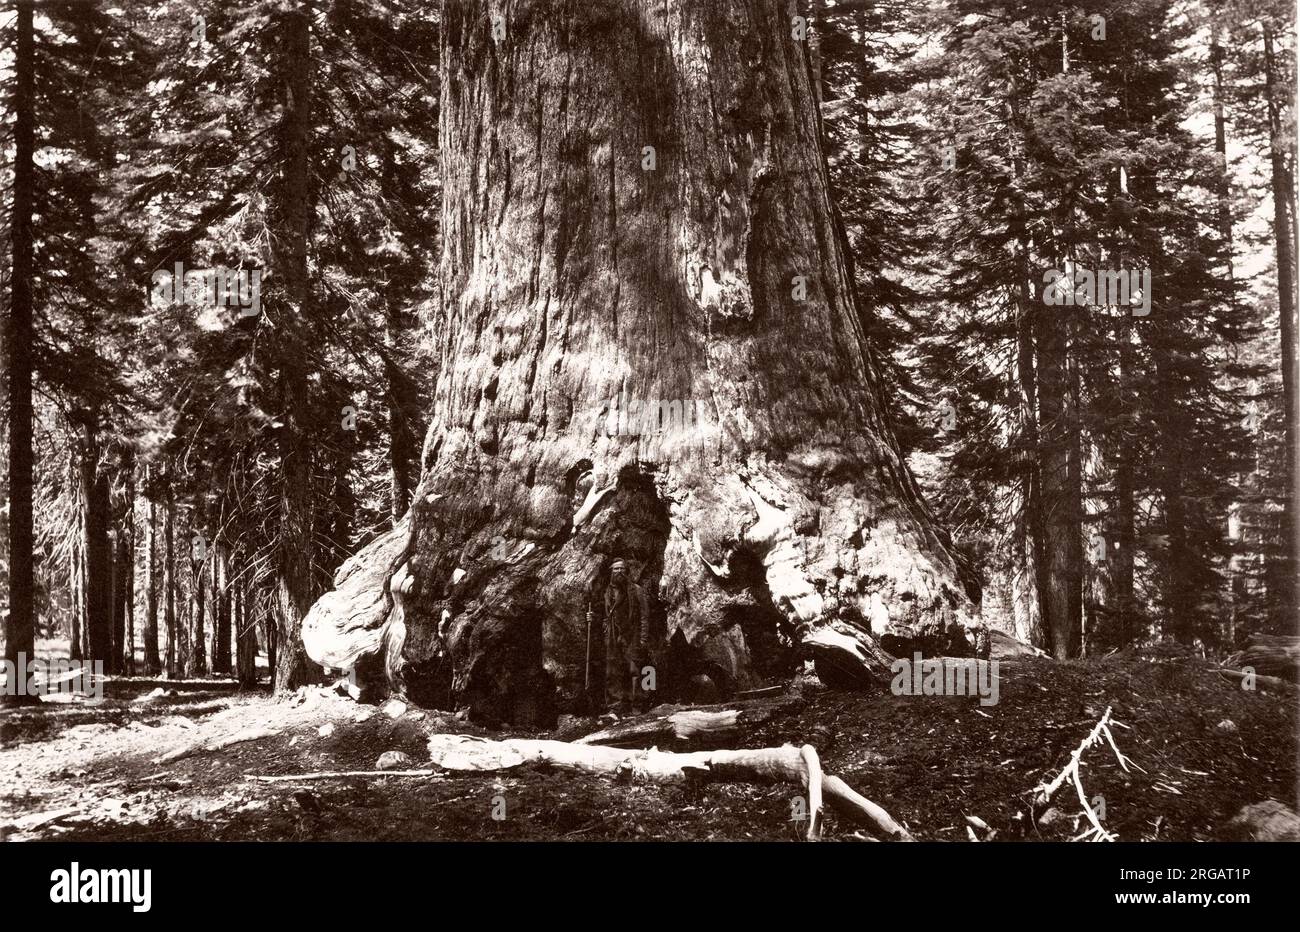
[427,733,913,841]
[1225,635,1300,678]
[3,807,82,833]
[1216,667,1296,692]
[155,725,284,764]
[575,695,803,748]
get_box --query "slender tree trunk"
[1003,73,1046,649]
[69,538,83,662]
[214,543,232,675]
[69,454,84,661]
[123,457,136,675]
[265,608,278,685]
[1149,340,1194,642]
[1210,27,1235,263]
[1160,449,1193,642]
[1113,413,1136,646]
[1031,27,1084,660]
[88,469,113,665]
[143,464,161,674]
[76,499,90,660]
[3,0,36,702]
[110,452,133,674]
[1014,277,1046,649]
[80,422,114,667]
[111,527,128,674]
[269,5,320,692]
[1212,26,1245,643]
[108,538,117,673]
[1097,305,1138,647]
[236,575,258,688]
[368,0,974,723]
[191,542,207,676]
[1013,201,1045,646]
[178,573,191,678]
[1035,310,1084,659]
[1262,23,1300,619]
[164,465,178,678]
[234,577,243,679]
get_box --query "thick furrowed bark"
[305,0,977,721]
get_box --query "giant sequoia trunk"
[309,0,977,723]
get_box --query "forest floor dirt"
[1,649,1294,841]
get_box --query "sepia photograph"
[0,0,1296,912]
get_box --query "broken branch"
[248,769,439,783]
[1031,705,1142,842]
[426,733,913,841]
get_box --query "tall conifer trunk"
[269,5,321,691]
[4,0,36,701]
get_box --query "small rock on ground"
[1220,800,1300,841]
[376,751,413,771]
